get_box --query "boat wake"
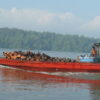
[38,71,100,80]
[0,65,100,80]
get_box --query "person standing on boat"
[91,46,97,57]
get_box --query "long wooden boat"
[0,58,100,72]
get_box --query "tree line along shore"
[0,28,99,52]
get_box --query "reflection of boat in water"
[0,67,100,100]
[0,66,100,86]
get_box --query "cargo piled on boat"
[3,51,76,62]
[1,43,100,72]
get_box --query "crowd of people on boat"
[3,51,76,62]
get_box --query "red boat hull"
[0,58,100,72]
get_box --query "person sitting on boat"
[91,46,97,57]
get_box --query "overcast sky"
[0,0,100,38]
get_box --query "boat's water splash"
[0,65,99,80]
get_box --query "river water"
[0,49,100,100]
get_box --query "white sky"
[0,0,100,38]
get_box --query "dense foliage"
[0,28,99,52]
